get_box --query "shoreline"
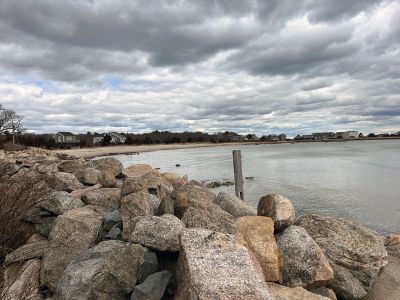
[54,138,400,159]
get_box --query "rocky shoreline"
[0,148,399,299]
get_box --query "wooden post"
[232,150,244,200]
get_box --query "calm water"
[109,140,400,234]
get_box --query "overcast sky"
[0,0,399,136]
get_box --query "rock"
[27,233,47,244]
[1,259,42,300]
[385,234,400,259]
[57,160,85,173]
[36,162,59,174]
[267,282,330,300]
[310,287,337,300]
[103,209,122,231]
[297,214,388,299]
[137,251,159,284]
[130,214,184,252]
[122,164,158,178]
[5,240,48,266]
[131,270,172,300]
[35,216,57,237]
[121,192,154,241]
[236,216,281,282]
[56,240,145,299]
[0,161,20,176]
[181,206,237,234]
[121,172,173,199]
[156,195,174,216]
[161,172,189,188]
[257,194,295,231]
[172,183,216,218]
[82,188,121,210]
[215,192,257,218]
[98,170,117,187]
[39,191,84,215]
[276,225,333,288]
[47,172,84,192]
[70,183,102,199]
[82,167,101,185]
[40,205,104,291]
[176,228,272,299]
[104,226,122,240]
[87,157,123,176]
[360,255,400,300]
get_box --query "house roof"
[57,132,75,136]
[110,132,127,139]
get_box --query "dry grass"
[0,172,51,296]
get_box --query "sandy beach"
[55,143,241,158]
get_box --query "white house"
[109,132,127,144]
[53,132,79,145]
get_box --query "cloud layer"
[0,0,399,135]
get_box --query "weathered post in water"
[232,150,244,200]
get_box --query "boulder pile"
[0,148,396,300]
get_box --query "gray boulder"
[130,215,184,252]
[39,191,84,215]
[82,188,121,210]
[297,214,388,300]
[176,228,272,299]
[87,157,123,177]
[276,226,333,288]
[121,192,154,241]
[257,194,295,231]
[121,172,173,199]
[215,192,257,218]
[40,205,105,291]
[82,167,101,185]
[103,209,122,231]
[181,206,237,234]
[131,270,172,300]
[5,241,48,266]
[57,160,85,174]
[47,172,84,192]
[137,251,159,284]
[56,240,145,299]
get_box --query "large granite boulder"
[82,188,121,210]
[257,194,295,231]
[120,191,154,241]
[71,184,101,199]
[40,206,105,291]
[47,172,84,192]
[181,206,237,234]
[137,250,159,284]
[172,183,216,218]
[131,270,172,300]
[161,172,189,189]
[215,192,257,218]
[121,172,173,199]
[130,214,184,252]
[176,228,273,299]
[87,157,123,177]
[236,216,281,282]
[82,167,101,185]
[98,171,118,188]
[361,255,400,300]
[56,240,145,299]
[276,225,333,288]
[297,214,388,299]
[267,283,331,300]
[57,160,85,174]
[1,259,42,300]
[122,164,158,178]
[39,191,84,215]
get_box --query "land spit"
[0,147,399,300]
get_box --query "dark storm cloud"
[0,0,398,134]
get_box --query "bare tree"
[0,104,24,150]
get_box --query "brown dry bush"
[0,172,51,295]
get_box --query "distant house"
[246,134,259,141]
[294,134,302,140]
[53,132,79,145]
[265,134,279,141]
[109,132,127,144]
[80,133,104,147]
[313,132,336,140]
[302,134,315,141]
[336,131,358,140]
[216,131,244,142]
[278,134,286,141]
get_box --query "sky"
[0,0,399,136]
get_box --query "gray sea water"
[109,140,400,234]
